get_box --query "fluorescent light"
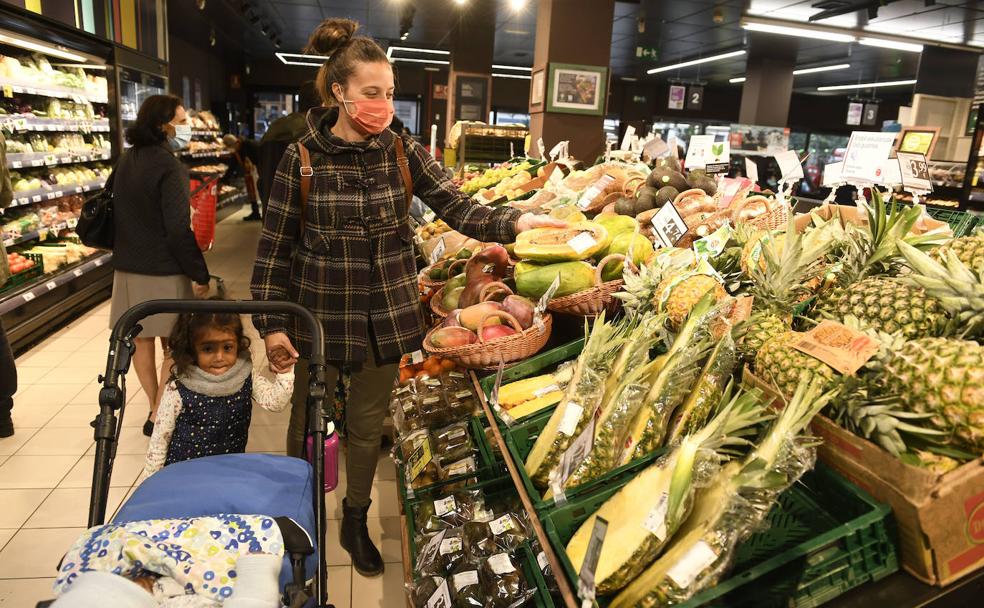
[424,67,440,72]
[51,63,108,70]
[647,49,745,74]
[621,77,638,82]
[492,64,532,72]
[391,57,450,65]
[729,76,746,83]
[817,79,917,91]
[275,52,327,66]
[493,72,531,80]
[742,21,856,43]
[859,37,924,52]
[509,0,526,10]
[0,32,86,62]
[454,0,466,4]
[387,46,449,55]
[793,63,851,75]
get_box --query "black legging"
[0,320,16,418]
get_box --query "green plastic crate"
[504,409,667,515]
[0,252,43,295]
[403,477,555,608]
[478,338,585,428]
[397,415,501,502]
[541,463,898,608]
[925,207,978,237]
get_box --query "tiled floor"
[0,207,404,607]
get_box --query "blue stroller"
[41,299,333,607]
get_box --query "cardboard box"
[742,367,984,586]
[810,415,984,586]
[793,203,951,236]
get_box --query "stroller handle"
[91,299,330,607]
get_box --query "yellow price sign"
[2,85,12,98]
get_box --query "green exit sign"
[636,46,659,61]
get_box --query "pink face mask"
[340,97,394,135]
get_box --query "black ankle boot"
[0,413,13,438]
[340,498,383,577]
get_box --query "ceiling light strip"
[859,38,923,53]
[391,57,450,65]
[741,16,971,52]
[729,77,746,83]
[792,63,851,75]
[493,73,532,80]
[817,79,917,91]
[492,64,532,72]
[647,49,746,75]
[742,21,855,43]
[388,46,450,56]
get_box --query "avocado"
[615,196,636,216]
[687,175,718,196]
[634,186,659,214]
[654,186,679,206]
[656,156,682,173]
[646,167,689,192]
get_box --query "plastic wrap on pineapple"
[479,553,535,608]
[666,333,739,444]
[415,490,485,538]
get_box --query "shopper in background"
[257,81,321,216]
[110,94,210,438]
[250,17,563,577]
[223,134,263,221]
[0,132,16,438]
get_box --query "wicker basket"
[423,310,552,369]
[747,197,791,231]
[546,254,633,317]
[430,286,451,318]
[419,258,466,292]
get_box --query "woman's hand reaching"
[516,213,568,233]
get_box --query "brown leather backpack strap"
[394,136,413,213]
[296,142,313,232]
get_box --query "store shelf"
[217,190,247,210]
[2,219,77,248]
[0,251,110,314]
[9,180,106,208]
[192,129,221,137]
[7,150,111,169]
[0,116,112,133]
[0,79,108,104]
[181,150,231,159]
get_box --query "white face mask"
[168,123,192,150]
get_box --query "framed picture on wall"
[897,126,940,157]
[530,68,546,107]
[545,63,608,115]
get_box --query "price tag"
[429,237,446,265]
[620,125,636,151]
[651,203,688,248]
[897,152,933,193]
[822,162,844,188]
[877,159,902,187]
[536,274,561,315]
[73,268,84,277]
[488,553,516,575]
[557,402,583,437]
[577,174,615,210]
[407,438,433,481]
[438,536,462,558]
[44,154,56,165]
[45,281,57,291]
[411,350,424,365]
[744,157,759,183]
[2,238,13,247]
[2,85,11,98]
[53,191,63,199]
[537,552,549,572]
[642,492,669,540]
[14,118,27,131]
[74,186,83,194]
[22,291,36,302]
[577,516,608,608]
[775,150,804,182]
[94,258,104,267]
[31,195,42,203]
[452,570,479,591]
[489,514,516,536]
[30,159,43,167]
[685,135,714,169]
[434,495,456,517]
[11,160,22,169]
[842,131,897,184]
[666,540,718,589]
[490,358,505,408]
[566,231,598,255]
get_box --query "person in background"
[0,132,16,438]
[223,134,263,221]
[110,94,211,438]
[257,81,321,216]
[250,17,563,577]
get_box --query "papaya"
[601,233,654,281]
[595,214,638,241]
[514,222,609,262]
[515,260,596,299]
[548,206,587,223]
[646,167,688,192]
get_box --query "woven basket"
[419,258,466,292]
[423,310,552,369]
[430,286,451,318]
[547,254,633,317]
[747,197,791,231]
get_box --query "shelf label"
[22,292,36,302]
[897,152,933,194]
[45,281,57,291]
[11,160,21,169]
[66,218,78,228]
[44,154,56,164]
[53,191,64,199]
[31,195,42,203]
[1,85,11,98]
[94,258,103,267]
[73,268,84,277]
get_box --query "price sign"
[536,274,561,315]
[745,158,759,183]
[842,131,897,184]
[822,162,844,188]
[2,85,11,98]
[429,237,446,265]
[578,516,609,607]
[775,150,804,182]
[651,203,688,248]
[643,135,669,159]
[897,152,933,193]
[685,135,714,169]
[620,125,636,151]
[11,161,22,169]
[877,159,902,187]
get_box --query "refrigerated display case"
[115,46,167,150]
[963,108,984,210]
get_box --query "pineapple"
[754,331,837,398]
[615,248,695,318]
[655,272,727,330]
[931,234,984,273]
[814,277,948,340]
[736,313,789,359]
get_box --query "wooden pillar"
[739,32,797,127]
[446,0,495,140]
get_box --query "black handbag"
[76,168,116,250]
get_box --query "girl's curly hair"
[168,311,251,378]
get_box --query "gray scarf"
[176,356,252,396]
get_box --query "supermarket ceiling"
[199,0,984,91]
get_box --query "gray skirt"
[109,271,194,338]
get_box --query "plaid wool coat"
[250,108,523,363]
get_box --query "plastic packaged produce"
[479,553,534,608]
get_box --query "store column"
[738,33,797,127]
[446,0,495,134]
[528,0,616,162]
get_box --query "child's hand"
[265,332,299,373]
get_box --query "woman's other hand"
[265,332,299,373]
[516,213,568,233]
[193,282,210,298]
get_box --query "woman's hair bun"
[304,18,359,56]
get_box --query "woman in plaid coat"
[250,18,563,577]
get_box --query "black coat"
[112,144,210,284]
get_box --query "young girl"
[144,311,293,476]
